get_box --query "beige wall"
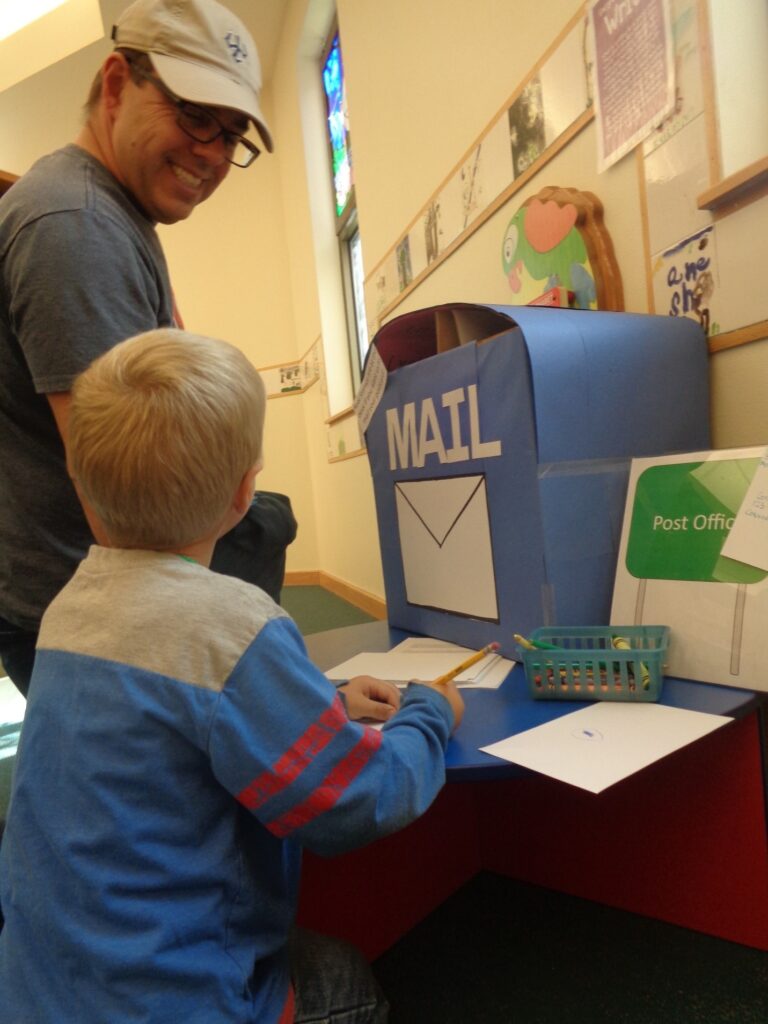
[1,0,766,606]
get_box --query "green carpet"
[281,585,375,635]
[373,871,768,1024]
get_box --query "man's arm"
[47,391,71,444]
[47,392,111,546]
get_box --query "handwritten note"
[721,449,768,571]
[353,345,387,435]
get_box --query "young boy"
[0,329,464,1024]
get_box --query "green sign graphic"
[626,458,766,583]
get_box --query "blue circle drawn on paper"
[571,728,604,742]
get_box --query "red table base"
[298,714,768,958]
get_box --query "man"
[0,0,273,695]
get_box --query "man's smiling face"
[109,60,235,224]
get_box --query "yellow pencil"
[431,642,500,685]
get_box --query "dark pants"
[290,928,389,1023]
[0,616,36,697]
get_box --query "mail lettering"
[386,385,502,470]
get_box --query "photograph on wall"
[396,236,413,291]
[423,199,441,267]
[406,219,428,284]
[365,247,399,330]
[539,17,592,145]
[642,0,703,156]
[643,113,711,260]
[475,114,516,212]
[508,77,546,178]
[259,345,322,399]
[708,193,768,336]
[302,339,323,390]
[433,173,466,257]
[326,411,364,461]
[590,0,675,170]
[651,225,719,337]
[459,145,484,231]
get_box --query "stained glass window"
[322,31,353,221]
[320,25,369,388]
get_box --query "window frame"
[320,21,369,394]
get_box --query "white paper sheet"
[480,702,731,793]
[721,449,768,571]
[325,640,514,689]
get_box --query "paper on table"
[389,638,470,654]
[325,640,514,688]
[480,702,731,793]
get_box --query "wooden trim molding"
[697,155,768,213]
[327,448,367,464]
[283,571,387,620]
[708,320,768,354]
[0,170,18,198]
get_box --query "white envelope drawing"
[394,475,499,620]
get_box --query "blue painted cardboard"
[364,304,710,657]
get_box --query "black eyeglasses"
[128,61,261,168]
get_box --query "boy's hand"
[417,679,465,732]
[339,675,401,723]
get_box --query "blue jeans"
[290,929,388,1023]
[0,616,36,697]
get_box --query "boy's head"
[68,328,266,550]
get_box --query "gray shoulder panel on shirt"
[38,548,289,692]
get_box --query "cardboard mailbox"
[363,303,710,657]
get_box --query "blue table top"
[305,620,764,782]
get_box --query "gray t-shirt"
[0,144,175,628]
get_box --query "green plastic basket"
[519,625,669,702]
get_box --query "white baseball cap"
[112,0,273,152]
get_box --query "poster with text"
[590,0,675,171]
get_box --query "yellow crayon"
[612,635,650,690]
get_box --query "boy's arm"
[208,616,459,857]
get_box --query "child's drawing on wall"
[508,77,546,178]
[280,366,302,393]
[651,225,719,336]
[396,236,413,291]
[500,186,624,310]
[461,146,483,229]
[424,201,441,265]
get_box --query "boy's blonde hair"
[68,328,266,550]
